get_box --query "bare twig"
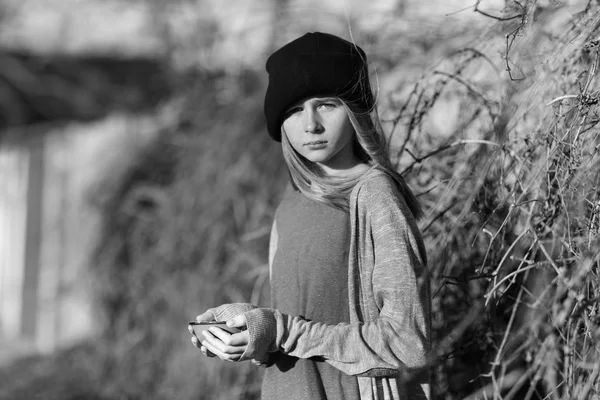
[449,48,501,73]
[421,202,455,234]
[472,0,530,80]
[485,262,540,303]
[473,0,526,21]
[547,94,579,106]
[432,70,498,117]
[401,139,502,174]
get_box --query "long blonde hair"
[281,100,423,219]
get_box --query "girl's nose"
[304,110,323,133]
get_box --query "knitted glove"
[207,303,257,322]
[239,308,280,361]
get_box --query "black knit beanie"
[263,32,374,142]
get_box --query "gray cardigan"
[209,169,431,400]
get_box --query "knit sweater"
[209,168,431,400]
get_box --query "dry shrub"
[382,2,600,399]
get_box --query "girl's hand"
[195,310,216,323]
[190,310,219,357]
[200,314,249,362]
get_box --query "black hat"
[264,32,374,142]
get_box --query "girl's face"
[282,97,358,175]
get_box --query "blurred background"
[0,0,599,399]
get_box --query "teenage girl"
[190,32,431,400]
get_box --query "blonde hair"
[281,100,423,219]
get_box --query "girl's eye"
[318,103,336,110]
[284,107,302,119]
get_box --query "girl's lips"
[304,140,327,147]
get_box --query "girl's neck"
[319,160,371,178]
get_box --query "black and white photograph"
[0,1,599,399]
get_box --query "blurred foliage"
[86,68,284,400]
[1,0,599,399]
[0,51,170,128]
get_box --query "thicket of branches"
[387,2,600,398]
[0,1,598,399]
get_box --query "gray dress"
[261,185,360,400]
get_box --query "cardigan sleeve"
[240,174,431,378]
